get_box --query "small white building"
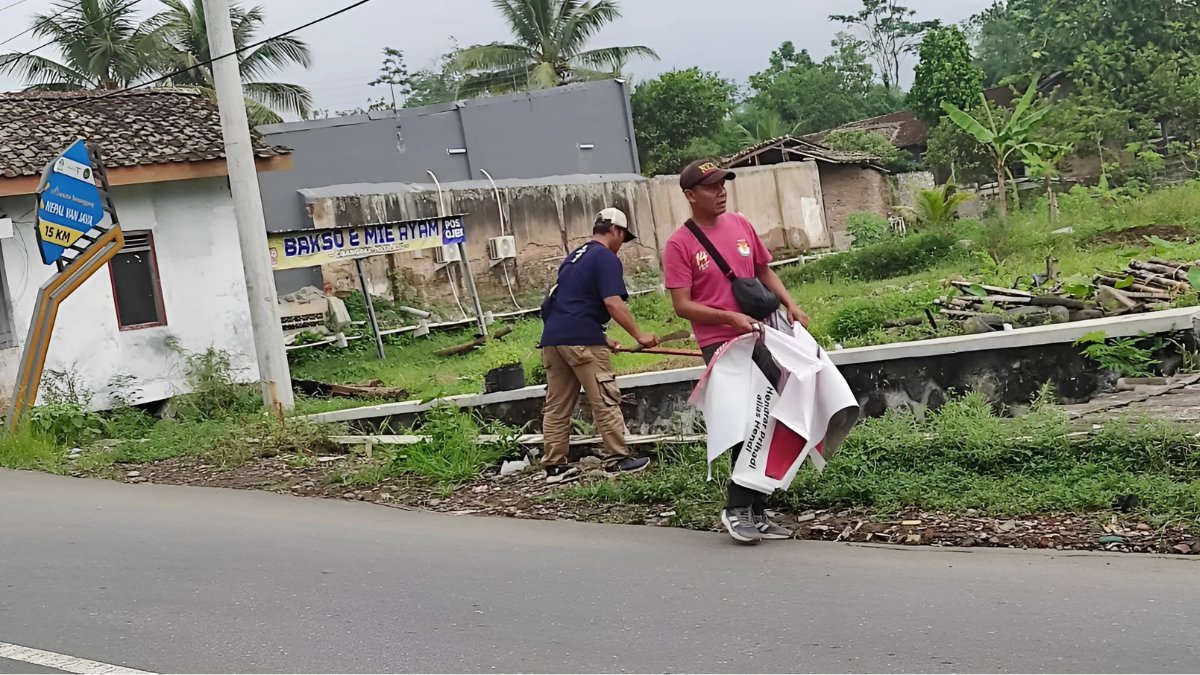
[0,88,294,409]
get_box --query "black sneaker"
[545,465,580,484]
[720,506,763,544]
[605,456,651,475]
[755,512,794,540]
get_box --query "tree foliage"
[153,0,314,125]
[830,0,939,91]
[0,0,314,125]
[0,0,164,90]
[630,68,737,176]
[971,1,1200,131]
[907,26,982,124]
[747,38,901,136]
[406,40,471,108]
[454,0,657,96]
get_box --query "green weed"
[354,405,523,488]
[560,394,1200,527]
[0,424,67,473]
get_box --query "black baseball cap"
[680,159,737,190]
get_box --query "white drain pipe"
[480,168,522,310]
[427,169,468,320]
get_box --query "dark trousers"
[701,340,782,512]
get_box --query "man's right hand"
[727,312,759,334]
[636,332,660,349]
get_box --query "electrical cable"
[5,0,376,126]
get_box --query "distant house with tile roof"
[0,87,293,410]
[718,135,894,250]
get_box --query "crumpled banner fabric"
[689,320,860,494]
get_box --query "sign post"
[7,139,124,427]
[267,214,489,346]
[353,258,386,359]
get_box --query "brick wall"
[817,164,890,249]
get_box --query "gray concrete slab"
[1,469,1197,673]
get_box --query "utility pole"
[202,0,295,410]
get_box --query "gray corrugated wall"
[256,80,640,294]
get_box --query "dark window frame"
[107,230,167,331]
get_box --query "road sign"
[35,139,106,265]
[8,140,123,428]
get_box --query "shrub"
[846,212,892,248]
[783,231,961,284]
[28,403,106,448]
[827,288,944,341]
[169,344,260,421]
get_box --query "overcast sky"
[0,0,994,115]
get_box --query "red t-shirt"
[663,213,773,348]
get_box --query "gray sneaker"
[756,512,794,540]
[720,506,763,544]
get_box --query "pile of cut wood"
[933,258,1198,333]
[1093,258,1197,313]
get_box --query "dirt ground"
[1088,223,1196,247]
[91,450,1200,556]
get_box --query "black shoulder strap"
[684,219,735,280]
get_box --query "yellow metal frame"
[6,226,125,428]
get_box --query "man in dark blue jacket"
[539,208,659,484]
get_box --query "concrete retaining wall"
[305,307,1200,434]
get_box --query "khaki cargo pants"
[541,345,630,468]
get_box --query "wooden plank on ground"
[329,433,705,447]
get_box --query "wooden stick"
[632,347,704,357]
[623,330,692,353]
[434,325,516,356]
[950,280,1034,297]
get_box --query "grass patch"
[0,424,69,474]
[290,292,693,400]
[560,392,1200,527]
[337,406,524,493]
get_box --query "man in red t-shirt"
[663,159,809,545]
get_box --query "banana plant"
[1020,142,1073,225]
[941,75,1059,220]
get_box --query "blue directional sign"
[35,139,106,265]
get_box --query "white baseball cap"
[596,207,636,242]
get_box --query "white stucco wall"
[0,177,260,409]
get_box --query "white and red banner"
[689,319,860,494]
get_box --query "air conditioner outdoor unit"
[434,244,461,264]
[487,235,517,264]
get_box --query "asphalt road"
[1,469,1198,674]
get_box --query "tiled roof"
[720,135,887,171]
[802,73,1071,152]
[0,87,289,179]
[804,110,930,150]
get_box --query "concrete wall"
[0,178,259,409]
[305,161,832,310]
[306,175,655,310]
[255,80,640,294]
[818,164,891,250]
[644,162,829,255]
[307,307,1200,435]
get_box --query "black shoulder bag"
[685,219,781,321]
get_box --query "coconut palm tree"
[456,0,658,97]
[0,0,166,90]
[152,0,313,125]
